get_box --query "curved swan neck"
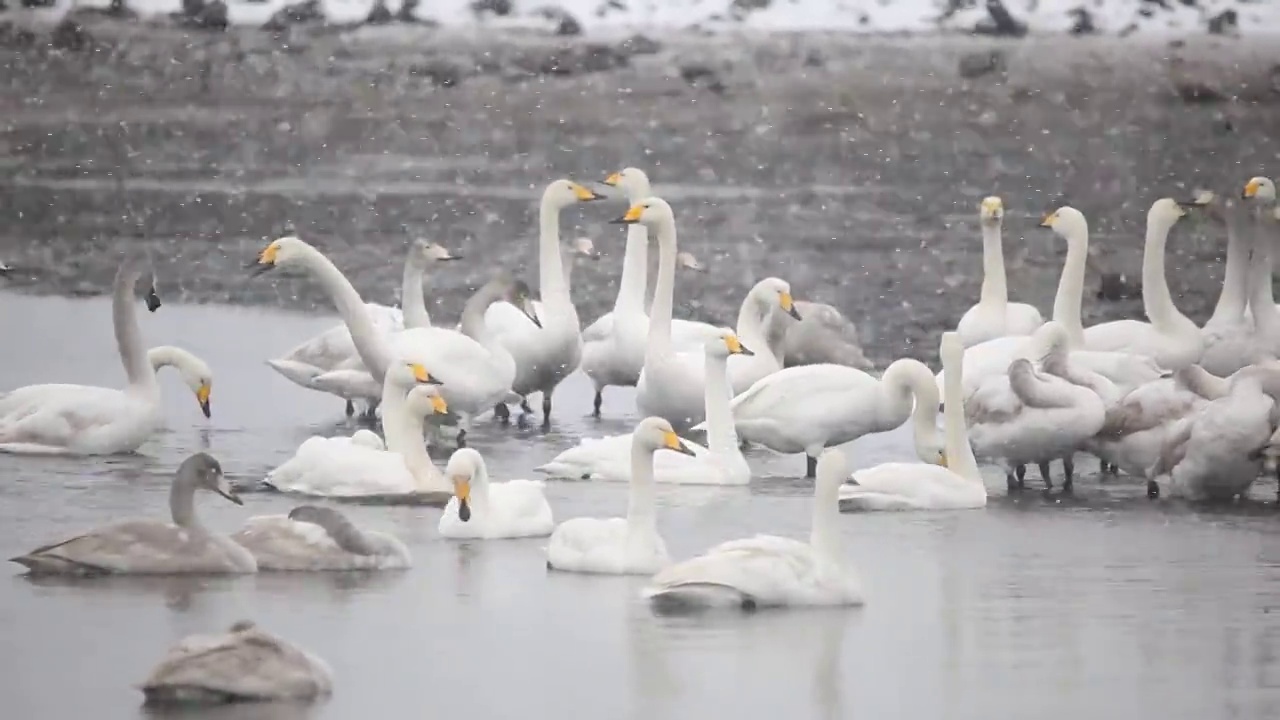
[537,196,573,315]
[459,281,505,346]
[1209,208,1250,324]
[646,216,679,358]
[113,265,155,391]
[1247,224,1280,334]
[704,352,740,456]
[627,444,658,535]
[147,346,184,371]
[941,352,981,482]
[1051,223,1089,347]
[169,475,202,531]
[299,245,392,383]
[401,251,431,330]
[735,294,771,352]
[978,222,1009,306]
[881,359,941,446]
[614,225,650,316]
[380,384,444,491]
[1141,212,1188,330]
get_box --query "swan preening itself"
[546,417,695,574]
[643,448,863,611]
[11,453,256,575]
[231,505,412,571]
[0,256,211,456]
[140,621,333,705]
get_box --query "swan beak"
[780,292,802,320]
[611,204,645,225]
[248,243,279,277]
[439,253,463,262]
[215,478,243,506]
[409,363,443,386]
[663,430,697,457]
[602,172,623,187]
[196,383,212,419]
[1183,189,1215,207]
[1039,212,1056,228]
[725,334,754,357]
[452,475,472,522]
[1244,179,1260,199]
[431,394,449,415]
[145,285,162,313]
[521,299,543,329]
[572,183,605,203]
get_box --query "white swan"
[10,453,256,575]
[484,179,604,423]
[1198,192,1276,375]
[252,237,534,434]
[0,257,210,455]
[716,354,944,478]
[545,417,695,575]
[140,621,333,705]
[146,346,214,419]
[538,328,753,485]
[437,448,555,539]
[267,239,458,416]
[1086,365,1217,479]
[1147,365,1279,501]
[262,363,453,502]
[230,505,412,571]
[955,196,1043,347]
[642,448,863,610]
[965,320,1106,492]
[839,331,986,511]
[1081,198,1205,369]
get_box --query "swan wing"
[546,516,633,572]
[265,438,416,497]
[0,385,149,451]
[141,626,333,702]
[646,535,851,607]
[230,516,410,571]
[730,364,873,416]
[11,520,245,575]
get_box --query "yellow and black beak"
[572,183,605,203]
[197,383,212,419]
[780,292,802,321]
[452,474,472,522]
[247,242,279,277]
[1244,178,1261,199]
[431,394,449,415]
[610,204,645,225]
[1039,212,1056,228]
[725,334,754,357]
[602,171,623,187]
[662,430,697,457]
[145,284,162,313]
[410,363,444,386]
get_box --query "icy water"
[4,292,1280,719]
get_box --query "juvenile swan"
[231,505,412,571]
[139,620,333,705]
[11,453,256,575]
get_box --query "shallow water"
[4,292,1280,719]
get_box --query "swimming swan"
[643,448,863,610]
[139,620,333,705]
[484,179,605,424]
[839,331,986,510]
[10,453,256,575]
[230,505,412,571]
[545,417,695,574]
[438,448,555,539]
[539,328,753,485]
[0,256,210,455]
[262,363,454,502]
[955,196,1044,347]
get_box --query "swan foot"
[1006,474,1018,493]
[805,455,817,479]
[592,390,603,418]
[1015,465,1026,489]
[1146,479,1160,499]
[1038,461,1053,490]
[494,403,510,424]
[1062,457,1074,493]
[542,394,553,427]
[456,429,467,449]
[520,398,533,414]
[345,399,355,417]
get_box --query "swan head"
[979,196,1003,225]
[633,416,697,456]
[601,167,652,202]
[544,179,604,209]
[445,448,486,522]
[676,251,706,272]
[413,239,462,265]
[249,236,310,276]
[611,196,675,228]
[404,384,449,419]
[1148,198,1190,227]
[1030,320,1070,361]
[493,274,542,328]
[385,361,444,390]
[751,277,802,321]
[706,327,754,358]
[815,448,850,491]
[1244,176,1277,203]
[350,429,385,450]
[179,452,241,506]
[160,348,214,419]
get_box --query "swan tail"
[644,582,759,614]
[266,359,324,388]
[10,552,110,576]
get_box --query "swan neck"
[400,253,430,330]
[1248,226,1280,333]
[459,282,502,346]
[809,477,842,561]
[303,245,392,383]
[538,198,572,314]
[646,217,678,357]
[978,222,1009,306]
[1209,212,1250,324]
[1141,216,1183,329]
[735,295,771,352]
[113,267,155,391]
[169,476,201,531]
[380,384,444,492]
[614,225,649,315]
[627,444,658,535]
[1051,226,1088,347]
[704,352,740,455]
[883,360,942,452]
[941,353,981,482]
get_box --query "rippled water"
[4,291,1280,719]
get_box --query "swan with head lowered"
[267,239,459,418]
[0,256,212,455]
[261,362,455,504]
[839,331,986,511]
[642,448,863,611]
[231,505,412,571]
[955,196,1044,347]
[11,453,256,575]
[437,448,555,539]
[545,417,696,575]
[539,328,754,485]
[483,179,605,425]
[251,237,538,442]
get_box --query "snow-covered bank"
[6,0,1280,36]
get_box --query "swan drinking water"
[231,505,412,571]
[438,448,556,539]
[11,452,256,575]
[545,417,696,574]
[955,196,1043,347]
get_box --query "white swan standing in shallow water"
[10,453,257,575]
[839,331,986,511]
[262,363,453,502]
[539,328,753,485]
[266,239,459,417]
[231,505,412,571]
[438,448,555,539]
[0,256,212,455]
[956,196,1043,347]
[139,621,333,705]
[545,417,695,575]
[643,448,863,611]
[485,179,605,424]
